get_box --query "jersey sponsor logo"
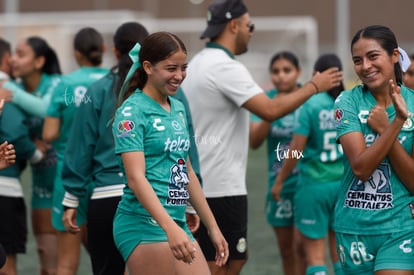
[364,134,377,146]
[153,118,165,131]
[116,120,136,138]
[121,106,132,117]
[319,109,336,130]
[399,239,412,253]
[167,158,189,206]
[358,110,369,123]
[164,137,190,152]
[345,163,393,210]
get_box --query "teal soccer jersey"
[47,67,108,229]
[113,91,191,224]
[47,66,109,160]
[20,73,61,208]
[250,89,299,193]
[334,85,414,234]
[294,92,344,184]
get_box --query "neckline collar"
[205,42,235,59]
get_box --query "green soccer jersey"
[113,91,191,223]
[250,89,299,193]
[47,66,109,160]
[62,71,122,200]
[294,92,344,184]
[334,85,414,234]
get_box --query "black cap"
[200,0,248,39]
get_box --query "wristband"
[308,81,319,94]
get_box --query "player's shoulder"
[334,85,364,106]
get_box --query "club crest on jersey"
[335,108,348,126]
[402,112,414,131]
[345,163,393,210]
[166,158,189,206]
[171,120,182,131]
[335,109,344,122]
[116,120,136,138]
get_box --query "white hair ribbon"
[398,46,411,72]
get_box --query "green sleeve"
[113,100,145,154]
[0,104,36,159]
[334,90,362,140]
[4,81,51,118]
[61,88,99,199]
[293,104,311,137]
[46,81,68,118]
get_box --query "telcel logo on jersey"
[164,137,190,152]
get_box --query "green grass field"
[16,146,308,274]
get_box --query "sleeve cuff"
[3,81,23,103]
[62,191,79,208]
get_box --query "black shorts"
[195,195,248,261]
[87,196,125,275]
[0,196,27,254]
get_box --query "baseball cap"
[200,0,248,39]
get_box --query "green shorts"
[30,147,57,209]
[294,180,340,239]
[51,161,90,231]
[113,210,194,262]
[336,230,414,274]
[265,190,294,227]
[31,175,54,209]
